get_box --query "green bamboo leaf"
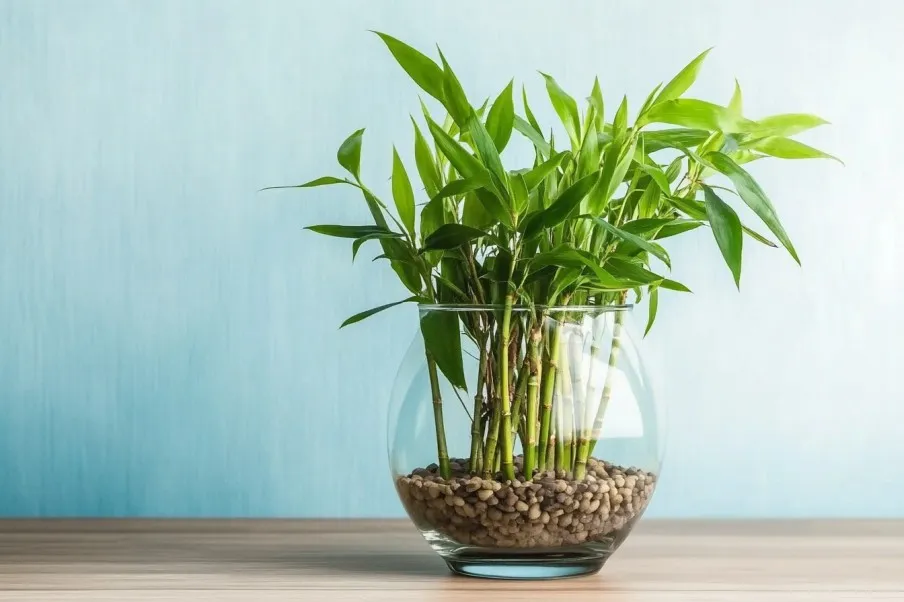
[703,185,743,287]
[638,83,664,119]
[732,149,769,165]
[420,310,467,391]
[341,296,420,329]
[411,118,442,198]
[462,192,494,229]
[589,77,605,131]
[613,96,628,138]
[475,188,513,229]
[577,122,600,177]
[511,173,529,215]
[435,273,470,303]
[706,151,799,263]
[665,196,778,246]
[432,177,489,201]
[655,48,713,104]
[728,79,743,115]
[548,267,585,303]
[391,148,416,237]
[665,156,684,182]
[742,226,778,248]
[592,217,672,268]
[438,49,471,127]
[745,136,842,163]
[642,128,711,153]
[638,99,757,133]
[486,80,515,152]
[391,259,424,295]
[525,172,599,237]
[306,224,395,239]
[606,256,665,284]
[530,245,623,289]
[523,151,569,191]
[469,112,508,192]
[621,218,675,236]
[588,137,638,215]
[352,232,407,260]
[636,162,671,193]
[337,129,365,180]
[259,176,354,191]
[754,113,829,137]
[513,116,551,157]
[372,32,445,102]
[420,196,446,239]
[426,116,485,179]
[637,184,662,217]
[654,220,704,239]
[644,286,659,336]
[541,73,581,148]
[422,223,487,251]
[666,194,707,220]
[660,278,692,292]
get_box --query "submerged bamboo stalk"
[497,293,517,482]
[523,321,542,478]
[537,312,561,470]
[581,304,627,468]
[426,353,451,480]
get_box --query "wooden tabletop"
[0,520,901,601]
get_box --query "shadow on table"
[282,551,448,577]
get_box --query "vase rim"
[417,303,634,312]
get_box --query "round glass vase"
[388,304,663,580]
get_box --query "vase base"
[444,550,607,580]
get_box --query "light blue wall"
[1,0,900,518]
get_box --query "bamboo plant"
[268,33,837,482]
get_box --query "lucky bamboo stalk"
[583,303,627,463]
[558,329,576,473]
[537,311,562,470]
[554,371,566,473]
[426,352,451,480]
[523,320,542,478]
[470,339,488,473]
[497,292,517,482]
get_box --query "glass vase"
[388,304,663,579]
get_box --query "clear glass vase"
[388,304,662,580]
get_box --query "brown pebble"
[515,500,529,512]
[477,489,494,501]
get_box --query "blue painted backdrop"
[1,0,901,518]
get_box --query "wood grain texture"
[0,520,901,601]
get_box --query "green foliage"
[268,32,838,479]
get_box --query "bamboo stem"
[469,338,488,475]
[538,311,562,470]
[426,353,451,480]
[523,321,542,478]
[497,293,516,482]
[582,303,627,469]
[558,329,575,475]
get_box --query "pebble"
[397,455,656,550]
[477,489,494,501]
